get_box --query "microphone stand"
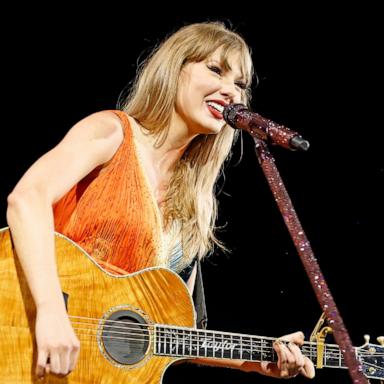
[251,136,368,383]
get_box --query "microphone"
[223,103,310,151]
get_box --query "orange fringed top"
[53,110,164,275]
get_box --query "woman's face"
[175,47,247,135]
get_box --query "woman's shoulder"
[77,110,127,137]
[68,110,138,147]
[55,111,128,169]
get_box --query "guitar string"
[68,317,383,358]
[72,329,332,358]
[68,314,346,350]
[71,321,340,355]
[68,318,383,359]
[68,326,384,363]
[70,320,331,353]
[74,334,384,378]
[72,331,384,372]
[68,314,384,355]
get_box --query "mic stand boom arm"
[251,135,367,383]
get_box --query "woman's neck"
[132,115,197,175]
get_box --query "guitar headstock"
[357,335,384,380]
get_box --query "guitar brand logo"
[201,338,237,353]
[163,329,238,354]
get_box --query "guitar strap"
[193,258,208,329]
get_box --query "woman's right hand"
[35,304,80,379]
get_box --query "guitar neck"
[154,324,349,369]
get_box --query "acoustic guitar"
[0,227,382,383]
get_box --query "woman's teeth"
[207,101,224,113]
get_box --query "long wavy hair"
[121,22,254,267]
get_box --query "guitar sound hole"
[101,310,150,365]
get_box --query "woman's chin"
[201,120,226,135]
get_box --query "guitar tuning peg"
[364,334,370,344]
[377,336,384,346]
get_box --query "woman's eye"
[235,81,247,90]
[208,65,222,75]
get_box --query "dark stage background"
[1,6,382,384]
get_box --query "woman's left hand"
[259,331,315,379]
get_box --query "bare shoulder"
[62,110,125,145]
[56,110,128,167]
[8,111,129,204]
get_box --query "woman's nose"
[219,79,237,102]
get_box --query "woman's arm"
[6,110,124,378]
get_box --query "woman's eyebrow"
[208,57,245,80]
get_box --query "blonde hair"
[121,22,254,266]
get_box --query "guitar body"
[0,228,195,383]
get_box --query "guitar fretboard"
[154,324,348,369]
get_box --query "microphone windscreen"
[223,103,247,127]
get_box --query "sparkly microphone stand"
[224,104,368,384]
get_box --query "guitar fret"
[325,345,337,367]
[208,332,215,358]
[157,325,161,354]
[155,325,158,354]
[197,331,201,357]
[154,326,368,377]
[171,328,174,355]
[163,326,167,354]
[194,330,199,357]
[234,334,238,359]
[189,330,194,357]
[198,330,202,357]
[218,334,222,358]
[310,342,313,364]
[324,344,328,367]
[168,327,172,355]
[160,325,165,355]
[221,333,224,359]
[327,345,339,367]
[243,336,248,359]
[182,329,185,356]
[171,327,175,355]
[302,344,314,365]
[177,329,181,356]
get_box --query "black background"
[1,5,383,384]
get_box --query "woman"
[6,22,315,380]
